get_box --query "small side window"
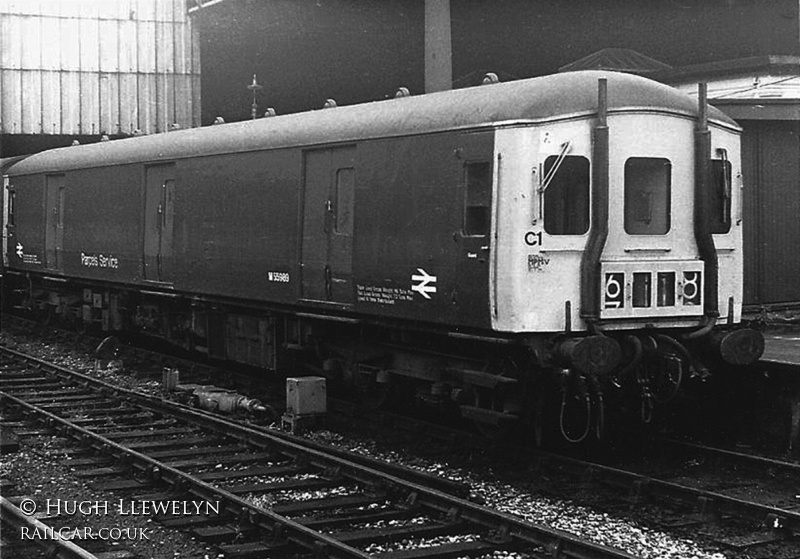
[624,157,671,235]
[161,179,174,232]
[464,161,491,236]
[335,167,354,235]
[7,188,15,227]
[709,158,731,234]
[543,155,590,235]
[57,187,66,228]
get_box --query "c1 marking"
[525,231,543,247]
[411,268,437,299]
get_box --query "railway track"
[535,444,800,550]
[4,318,799,556]
[0,496,102,559]
[619,437,800,550]
[326,400,800,556]
[0,345,642,559]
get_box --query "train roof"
[1,155,29,175]
[9,70,738,176]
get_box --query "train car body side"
[1,71,765,442]
[3,128,497,329]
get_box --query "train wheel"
[469,387,519,440]
[60,305,81,333]
[36,305,55,327]
[649,353,684,404]
[352,366,391,409]
[357,382,390,409]
[473,419,515,440]
[74,316,89,335]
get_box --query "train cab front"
[590,82,763,369]
[492,76,765,444]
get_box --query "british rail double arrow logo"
[411,268,437,299]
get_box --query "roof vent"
[323,99,337,109]
[482,73,500,85]
[395,87,411,98]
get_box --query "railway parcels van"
[2,71,764,442]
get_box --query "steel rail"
[0,496,100,559]
[1,345,468,497]
[0,345,640,559]
[541,452,800,534]
[0,389,376,559]
[328,386,800,536]
[656,437,800,477]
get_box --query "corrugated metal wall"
[0,0,200,136]
[741,120,800,306]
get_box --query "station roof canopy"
[562,50,800,121]
[656,55,800,121]
[655,55,800,82]
[559,48,673,75]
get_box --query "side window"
[543,155,590,235]
[464,161,491,236]
[7,187,14,227]
[334,167,354,235]
[624,157,671,235]
[161,178,175,235]
[57,186,65,227]
[709,158,732,234]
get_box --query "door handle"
[324,200,333,233]
[324,265,332,300]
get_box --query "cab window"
[709,158,732,234]
[624,157,671,235]
[543,155,590,235]
[464,161,491,236]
